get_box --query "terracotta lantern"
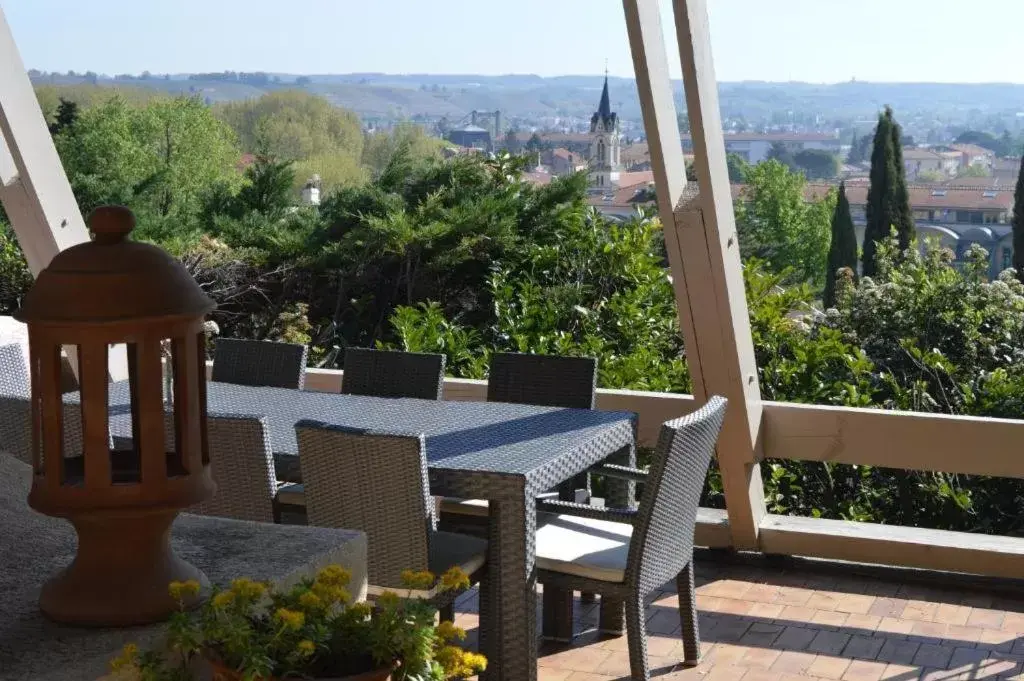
[15,206,216,626]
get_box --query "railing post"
[622,0,766,548]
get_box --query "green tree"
[1014,155,1024,284]
[47,97,79,136]
[361,123,445,177]
[734,160,836,287]
[793,149,840,180]
[217,90,364,164]
[823,182,858,308]
[524,133,544,154]
[846,132,861,164]
[863,106,914,276]
[726,153,748,183]
[766,142,795,169]
[235,156,297,217]
[916,169,945,183]
[55,95,241,221]
[956,164,991,178]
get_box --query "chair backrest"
[211,338,307,390]
[487,353,597,409]
[296,421,434,589]
[626,396,727,594]
[174,413,277,523]
[341,347,445,400]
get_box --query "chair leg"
[600,596,626,636]
[677,562,701,666]
[626,594,651,681]
[541,585,575,642]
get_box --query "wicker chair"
[295,421,486,619]
[211,338,307,390]
[0,343,87,464]
[341,347,445,400]
[533,396,728,679]
[439,353,598,527]
[191,414,279,523]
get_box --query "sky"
[3,0,1024,84]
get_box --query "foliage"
[792,149,839,180]
[735,160,836,288]
[956,164,991,178]
[915,169,945,183]
[1015,155,1024,284]
[55,95,242,221]
[766,141,795,169]
[823,182,858,308]
[0,222,32,315]
[863,106,914,276]
[955,130,1015,157]
[217,90,364,164]
[108,565,484,681]
[388,205,690,393]
[362,124,446,177]
[726,153,748,183]
[48,97,79,136]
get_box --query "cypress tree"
[1013,155,1024,283]
[862,106,915,276]
[824,182,858,308]
[847,132,860,164]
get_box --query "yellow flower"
[212,591,235,609]
[311,582,351,606]
[298,591,323,612]
[439,567,470,592]
[274,608,305,630]
[229,577,267,600]
[436,646,488,677]
[109,643,139,671]
[462,651,488,673]
[315,565,351,587]
[296,639,316,657]
[435,620,467,642]
[168,579,201,601]
[377,590,402,609]
[347,601,373,619]
[401,569,435,590]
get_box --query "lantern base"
[39,508,208,627]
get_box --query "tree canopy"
[863,106,914,276]
[823,182,858,308]
[735,160,835,288]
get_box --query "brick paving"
[452,557,1024,680]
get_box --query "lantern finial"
[88,205,135,244]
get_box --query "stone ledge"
[0,453,367,681]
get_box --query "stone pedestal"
[0,453,368,681]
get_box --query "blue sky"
[3,0,1023,83]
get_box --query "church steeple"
[588,66,621,190]
[591,72,617,132]
[597,74,612,120]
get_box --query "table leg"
[604,444,637,510]
[486,490,537,681]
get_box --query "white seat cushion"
[535,513,632,583]
[275,482,306,506]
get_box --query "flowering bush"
[109,565,485,681]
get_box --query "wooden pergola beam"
[0,7,127,380]
[623,0,766,548]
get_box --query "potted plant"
[108,564,486,681]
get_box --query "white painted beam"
[0,7,127,381]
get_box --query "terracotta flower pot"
[209,658,394,681]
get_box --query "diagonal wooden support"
[0,6,127,380]
[622,0,765,548]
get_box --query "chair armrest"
[537,499,639,524]
[590,462,648,482]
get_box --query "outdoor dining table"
[87,380,638,681]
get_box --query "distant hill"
[28,72,1024,129]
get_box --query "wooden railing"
[223,361,1024,579]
